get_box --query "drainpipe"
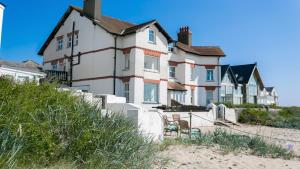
[113,36,118,95]
[70,21,75,87]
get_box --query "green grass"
[239,108,300,129]
[0,77,156,169]
[162,128,294,160]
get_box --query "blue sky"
[0,0,299,106]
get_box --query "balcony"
[44,70,68,83]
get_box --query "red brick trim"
[56,35,64,40]
[144,79,161,84]
[169,61,178,66]
[44,46,167,64]
[168,61,220,67]
[205,86,216,91]
[67,30,79,36]
[205,65,216,69]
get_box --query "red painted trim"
[205,65,216,69]
[144,79,161,84]
[44,46,167,64]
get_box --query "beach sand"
[156,125,300,169]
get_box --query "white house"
[220,65,243,105]
[39,0,225,108]
[265,87,279,105]
[0,60,46,82]
[167,27,225,106]
[0,2,5,47]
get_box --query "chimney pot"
[178,26,192,46]
[83,0,101,20]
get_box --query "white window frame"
[124,54,130,70]
[124,82,130,103]
[169,66,176,79]
[190,66,195,81]
[144,55,159,72]
[144,83,159,103]
[148,29,156,44]
[206,69,214,81]
[57,38,63,51]
[206,91,214,105]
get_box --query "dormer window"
[56,36,64,51]
[148,29,156,44]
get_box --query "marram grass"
[0,77,155,169]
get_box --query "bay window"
[144,55,159,71]
[124,82,130,103]
[206,69,214,81]
[144,83,159,103]
[169,66,175,78]
[206,91,214,105]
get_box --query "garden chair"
[172,114,181,123]
[163,115,178,136]
[178,120,201,138]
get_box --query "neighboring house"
[231,63,265,104]
[168,27,225,106]
[39,0,225,107]
[265,87,279,105]
[220,65,243,105]
[0,2,5,47]
[0,60,46,82]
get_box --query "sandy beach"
[157,125,300,169]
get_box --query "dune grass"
[161,128,294,160]
[0,77,156,169]
[239,108,300,129]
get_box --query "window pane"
[206,70,214,81]
[148,30,155,43]
[144,83,158,103]
[169,66,175,78]
[206,91,214,105]
[144,55,159,71]
[125,55,130,69]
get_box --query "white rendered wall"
[0,4,4,47]
[0,67,45,82]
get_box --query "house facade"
[265,87,279,105]
[220,65,243,105]
[39,0,225,107]
[0,2,5,47]
[220,63,278,106]
[0,60,45,82]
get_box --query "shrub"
[238,108,300,129]
[163,129,294,159]
[0,77,155,169]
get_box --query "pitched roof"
[176,42,225,57]
[231,63,264,88]
[221,65,238,85]
[265,87,274,93]
[0,2,5,7]
[0,60,44,74]
[38,6,173,55]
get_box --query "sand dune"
[158,145,300,169]
[157,125,300,169]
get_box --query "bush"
[238,108,300,129]
[0,77,155,169]
[163,129,294,159]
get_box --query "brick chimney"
[178,26,192,46]
[83,0,101,20]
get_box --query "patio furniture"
[172,114,181,123]
[163,115,178,136]
[178,120,201,138]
